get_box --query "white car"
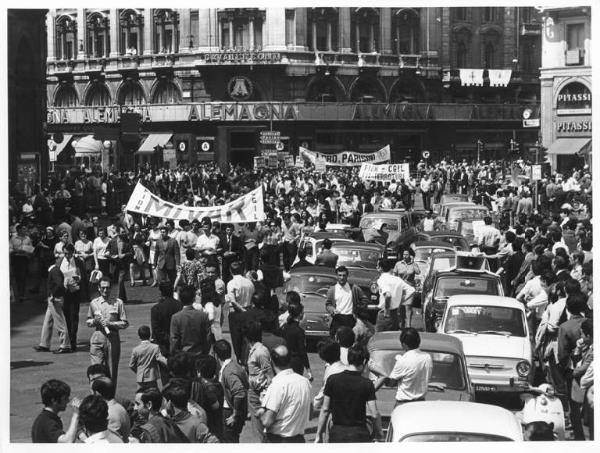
[439,295,533,394]
[387,401,524,441]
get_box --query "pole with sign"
[422,150,430,170]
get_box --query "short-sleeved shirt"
[261,368,312,437]
[31,409,63,443]
[324,370,376,426]
[388,349,433,402]
[377,272,405,310]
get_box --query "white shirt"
[195,233,220,251]
[389,349,433,402]
[334,283,353,315]
[262,368,312,437]
[377,272,411,310]
[93,237,109,260]
[517,276,543,303]
[219,358,232,409]
[226,274,255,310]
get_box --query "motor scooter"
[516,383,565,440]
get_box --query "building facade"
[45,7,542,172]
[8,9,48,191]
[539,6,592,173]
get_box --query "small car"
[359,210,417,258]
[367,332,474,418]
[387,401,524,441]
[294,236,353,265]
[329,241,385,270]
[422,253,503,332]
[438,201,476,225]
[444,204,490,231]
[439,295,534,395]
[413,230,470,251]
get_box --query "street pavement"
[10,283,328,443]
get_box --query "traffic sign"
[260,130,281,145]
[275,141,284,151]
[523,119,540,128]
[422,150,430,159]
[531,164,542,180]
[200,141,211,152]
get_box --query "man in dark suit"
[169,285,210,356]
[106,231,133,303]
[214,339,249,443]
[154,225,180,288]
[315,238,338,268]
[150,281,183,357]
[60,243,88,352]
[220,223,244,283]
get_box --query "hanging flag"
[459,69,484,87]
[488,69,512,87]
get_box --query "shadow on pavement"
[11,360,53,370]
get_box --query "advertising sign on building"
[556,82,592,115]
[358,163,410,183]
[260,130,281,145]
[163,148,177,169]
[531,164,542,181]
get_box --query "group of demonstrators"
[9,156,593,442]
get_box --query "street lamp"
[103,140,111,172]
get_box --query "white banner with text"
[358,163,410,183]
[299,145,390,167]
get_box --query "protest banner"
[253,156,265,169]
[299,145,390,167]
[314,157,327,172]
[284,155,295,167]
[358,162,410,182]
[126,181,265,223]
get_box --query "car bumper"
[471,378,531,393]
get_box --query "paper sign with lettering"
[126,182,265,223]
[299,145,390,167]
[358,163,410,183]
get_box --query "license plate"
[474,385,497,392]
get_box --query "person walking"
[31,379,81,443]
[169,285,211,356]
[375,258,414,332]
[106,231,133,303]
[325,266,369,336]
[280,301,313,381]
[92,227,111,277]
[315,345,383,443]
[225,261,255,363]
[129,325,168,392]
[150,281,183,357]
[220,223,244,283]
[61,243,87,352]
[154,225,181,289]
[257,345,312,443]
[87,276,129,389]
[10,223,34,301]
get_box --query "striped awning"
[136,133,173,154]
[73,135,103,156]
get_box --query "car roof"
[435,269,498,278]
[389,401,523,441]
[412,241,456,249]
[431,251,458,259]
[289,266,336,277]
[367,332,464,355]
[448,204,488,211]
[417,230,466,238]
[446,295,524,310]
[306,232,352,240]
[361,212,406,219]
[331,242,384,252]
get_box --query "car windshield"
[400,432,514,442]
[434,277,498,298]
[430,257,456,274]
[414,248,452,262]
[451,208,488,221]
[285,274,336,295]
[332,247,381,268]
[359,217,399,231]
[370,350,466,390]
[444,305,526,337]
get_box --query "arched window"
[219,9,264,51]
[55,84,79,107]
[481,31,500,69]
[154,9,179,53]
[351,8,380,53]
[306,77,342,102]
[55,15,77,60]
[393,9,419,54]
[350,78,385,102]
[87,12,110,58]
[484,42,495,69]
[308,8,338,52]
[456,42,467,67]
[453,27,471,67]
[120,9,142,55]
[85,82,111,106]
[152,79,182,104]
[119,81,145,105]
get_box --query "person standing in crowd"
[280,301,313,381]
[78,395,124,443]
[316,344,383,443]
[191,355,225,441]
[225,261,255,363]
[393,249,420,328]
[132,388,190,443]
[154,225,181,289]
[169,285,211,356]
[145,217,162,286]
[214,339,249,443]
[221,223,244,282]
[375,258,414,332]
[74,229,94,276]
[90,377,131,442]
[315,238,338,268]
[129,325,168,392]
[92,227,111,277]
[31,379,81,443]
[106,230,132,303]
[260,219,283,266]
[61,243,87,352]
[10,223,34,301]
[150,281,183,357]
[195,217,221,254]
[87,276,129,389]
[240,222,261,271]
[258,345,312,443]
[325,266,369,336]
[281,214,301,272]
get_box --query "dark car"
[422,254,503,332]
[359,209,417,259]
[282,265,379,339]
[414,230,470,251]
[330,241,385,270]
[367,332,475,417]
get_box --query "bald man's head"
[270,345,291,370]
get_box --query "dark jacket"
[315,250,339,268]
[220,233,244,261]
[47,265,65,298]
[154,237,180,270]
[169,306,211,355]
[325,283,369,316]
[151,296,183,356]
[106,237,134,272]
[557,315,585,368]
[220,360,249,418]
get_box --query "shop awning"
[48,134,73,162]
[73,135,103,156]
[546,138,591,156]
[136,133,173,154]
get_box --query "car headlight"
[516,360,531,378]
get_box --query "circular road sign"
[201,141,211,152]
[422,150,430,159]
[275,141,285,151]
[178,141,187,152]
[522,108,532,120]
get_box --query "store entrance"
[229,130,258,167]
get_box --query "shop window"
[55,84,79,107]
[567,23,584,50]
[87,12,110,58]
[351,8,379,53]
[85,82,111,106]
[152,79,182,104]
[120,9,142,55]
[393,9,419,54]
[154,9,179,54]
[219,9,264,51]
[55,15,77,60]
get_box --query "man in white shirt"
[372,328,432,404]
[420,174,432,211]
[257,345,312,443]
[226,261,255,363]
[375,258,415,332]
[195,217,220,253]
[325,266,368,336]
[79,395,124,443]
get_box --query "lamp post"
[103,140,111,173]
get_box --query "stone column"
[47,11,56,61]
[125,27,130,52]
[143,8,153,55]
[249,16,255,50]
[171,19,177,52]
[379,7,392,54]
[355,20,360,52]
[136,18,142,53]
[77,8,86,59]
[91,28,96,57]
[178,9,191,52]
[295,7,307,50]
[264,8,286,50]
[312,19,317,50]
[440,7,450,68]
[503,7,516,68]
[369,21,375,52]
[109,9,119,57]
[338,8,351,53]
[197,8,211,50]
[228,18,233,48]
[161,22,166,51]
[326,21,332,51]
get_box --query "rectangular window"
[190,10,199,49]
[567,23,584,50]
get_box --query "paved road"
[10,283,329,443]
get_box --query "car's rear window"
[332,247,381,268]
[360,217,399,231]
[434,277,498,298]
[285,275,336,295]
[400,432,514,442]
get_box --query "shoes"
[150,282,157,287]
[33,346,50,352]
[53,348,71,354]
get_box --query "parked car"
[422,253,503,332]
[386,401,524,441]
[443,203,490,231]
[439,295,534,395]
[413,230,470,251]
[359,209,417,259]
[282,265,379,339]
[367,332,474,418]
[438,201,476,225]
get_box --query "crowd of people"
[9,156,593,442]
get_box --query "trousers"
[222,407,245,443]
[329,313,356,337]
[375,308,399,332]
[90,330,122,390]
[264,433,305,443]
[39,297,70,350]
[63,290,81,350]
[328,424,370,443]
